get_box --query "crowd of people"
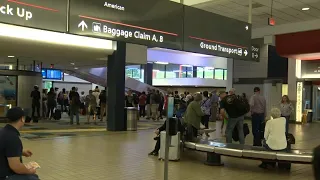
[149,87,296,170]
[30,86,107,125]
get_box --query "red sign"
[268,17,275,26]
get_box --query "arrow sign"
[244,50,248,56]
[245,25,249,30]
[255,53,258,58]
[78,20,88,31]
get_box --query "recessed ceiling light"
[8,56,14,58]
[74,67,78,70]
[70,62,75,65]
[302,7,310,11]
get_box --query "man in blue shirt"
[0,107,39,180]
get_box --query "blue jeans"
[226,116,245,144]
[70,106,80,124]
[6,174,39,180]
[251,113,265,146]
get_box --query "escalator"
[64,69,160,93]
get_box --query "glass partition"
[214,69,224,80]
[204,67,214,79]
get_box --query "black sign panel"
[252,45,260,61]
[183,6,252,60]
[69,0,183,50]
[0,0,67,32]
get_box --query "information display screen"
[0,0,67,32]
[69,0,183,50]
[42,69,62,80]
[183,6,252,60]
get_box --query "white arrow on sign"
[255,53,258,58]
[78,20,88,31]
[245,25,249,30]
[244,50,248,56]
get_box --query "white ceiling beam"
[252,18,320,38]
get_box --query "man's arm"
[7,157,36,175]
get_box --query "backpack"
[225,95,250,117]
[153,94,161,104]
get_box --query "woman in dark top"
[47,88,56,120]
[148,119,184,156]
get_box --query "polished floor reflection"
[21,121,316,180]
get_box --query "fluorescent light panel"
[155,61,169,65]
[0,23,114,50]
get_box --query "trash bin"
[126,107,138,131]
[306,109,313,123]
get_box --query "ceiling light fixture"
[70,63,75,65]
[8,56,14,58]
[155,61,169,65]
[302,7,310,11]
[74,67,78,70]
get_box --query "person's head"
[55,87,59,91]
[270,108,281,119]
[95,86,99,89]
[101,90,106,94]
[282,95,290,103]
[34,85,39,90]
[212,89,217,94]
[229,88,236,95]
[49,87,54,93]
[71,87,76,91]
[203,91,209,98]
[254,87,261,94]
[181,93,185,98]
[219,91,227,99]
[193,93,202,102]
[175,91,178,95]
[142,91,146,95]
[43,89,47,93]
[156,90,160,94]
[62,88,66,93]
[127,90,132,95]
[242,93,247,98]
[89,90,93,95]
[81,91,84,95]
[6,107,26,129]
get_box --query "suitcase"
[159,131,180,161]
[53,109,61,120]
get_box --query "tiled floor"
[20,121,316,180]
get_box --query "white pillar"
[226,58,233,91]
[288,58,298,101]
[263,80,282,119]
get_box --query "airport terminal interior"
[0,0,320,179]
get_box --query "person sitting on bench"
[259,108,287,169]
[148,119,184,156]
[0,107,40,180]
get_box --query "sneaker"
[148,151,156,156]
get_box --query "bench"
[184,140,313,169]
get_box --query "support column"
[107,42,126,131]
[193,66,197,77]
[143,63,153,86]
[263,80,282,119]
[287,58,300,122]
[226,58,233,91]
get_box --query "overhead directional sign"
[69,0,183,50]
[252,45,260,61]
[183,6,252,60]
[0,0,67,32]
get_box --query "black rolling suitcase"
[53,109,62,120]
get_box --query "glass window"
[224,69,227,80]
[166,64,180,78]
[204,67,214,79]
[153,64,165,79]
[215,69,224,80]
[185,66,193,78]
[126,65,141,79]
[197,67,204,78]
[0,76,17,117]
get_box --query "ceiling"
[193,0,320,28]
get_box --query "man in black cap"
[0,107,39,180]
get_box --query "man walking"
[220,88,247,144]
[30,85,40,120]
[249,87,266,146]
[69,87,81,125]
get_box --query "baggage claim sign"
[69,0,183,50]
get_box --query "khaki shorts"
[88,104,97,114]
